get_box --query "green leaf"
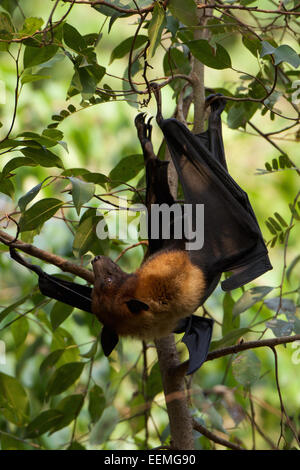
[205,404,226,434]
[0,434,25,450]
[233,286,274,317]
[20,17,43,36]
[289,202,300,221]
[21,146,64,169]
[88,385,106,423]
[70,64,106,100]
[62,167,90,177]
[51,328,79,365]
[109,35,148,64]
[109,154,144,187]
[0,1,18,15]
[11,316,29,348]
[18,182,43,212]
[265,220,277,235]
[264,297,296,315]
[25,410,64,438]
[67,104,76,113]
[73,214,100,257]
[146,362,163,399]
[240,0,258,4]
[222,292,239,336]
[210,328,250,351]
[21,72,50,85]
[274,212,288,228]
[0,372,29,426]
[163,47,191,77]
[242,35,261,57]
[0,295,30,324]
[265,162,272,172]
[50,302,74,331]
[39,349,65,375]
[260,40,276,58]
[0,12,14,40]
[272,158,279,170]
[188,40,232,69]
[232,350,261,388]
[0,138,26,150]
[148,3,166,58]
[63,23,86,52]
[266,318,294,337]
[19,198,64,232]
[0,11,14,46]
[268,216,281,231]
[273,45,300,68]
[168,0,198,26]
[68,177,95,215]
[0,176,14,198]
[90,406,119,445]
[80,341,97,358]
[23,44,59,69]
[42,128,64,140]
[49,394,84,434]
[286,255,300,282]
[46,362,85,397]
[92,0,130,18]
[82,172,109,186]
[227,102,258,129]
[67,442,86,450]
[260,41,299,68]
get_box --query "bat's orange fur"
[91,251,206,340]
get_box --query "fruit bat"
[9,93,272,374]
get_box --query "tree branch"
[193,419,245,450]
[0,229,94,283]
[206,334,300,361]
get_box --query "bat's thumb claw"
[135,112,146,126]
[205,93,226,114]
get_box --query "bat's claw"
[135,113,153,143]
[205,93,226,114]
[146,116,153,140]
[92,255,105,264]
[135,112,146,128]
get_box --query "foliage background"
[0,0,299,450]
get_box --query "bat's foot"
[135,113,153,143]
[205,93,226,114]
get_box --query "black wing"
[10,248,92,313]
[157,94,272,298]
[174,315,213,375]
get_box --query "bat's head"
[91,255,149,334]
[91,255,131,304]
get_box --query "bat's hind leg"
[135,113,156,162]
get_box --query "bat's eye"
[106,277,113,285]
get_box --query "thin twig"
[114,241,148,263]
[193,419,245,450]
[0,45,21,144]
[0,229,94,283]
[270,346,300,447]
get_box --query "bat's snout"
[92,255,105,265]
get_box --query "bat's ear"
[101,326,119,356]
[126,299,149,314]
